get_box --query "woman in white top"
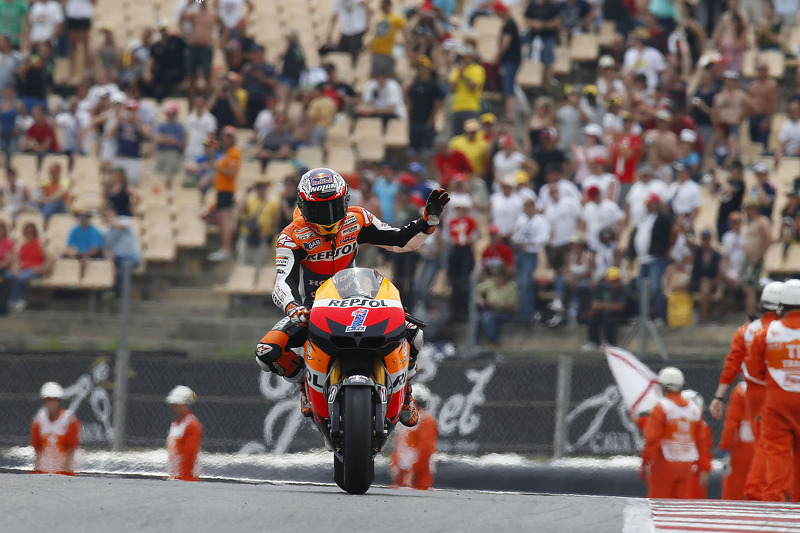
[1,168,31,219]
[28,0,64,45]
[572,124,608,187]
[64,0,95,82]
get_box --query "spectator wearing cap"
[676,129,701,177]
[551,232,593,326]
[531,127,567,192]
[511,192,551,321]
[544,179,582,268]
[643,109,678,182]
[634,193,672,322]
[184,96,218,162]
[495,2,522,122]
[449,119,489,177]
[622,27,666,94]
[406,55,444,156]
[209,126,241,262]
[669,162,702,225]
[579,85,604,126]
[109,99,150,187]
[446,195,479,322]
[482,223,515,278]
[610,112,642,200]
[476,262,518,345]
[154,102,187,184]
[583,154,619,204]
[146,21,187,102]
[741,198,772,318]
[580,184,624,251]
[524,0,561,87]
[369,0,407,76]
[776,100,800,163]
[327,0,370,65]
[480,112,498,143]
[65,208,103,266]
[720,211,746,289]
[537,162,580,211]
[100,202,141,294]
[356,72,407,124]
[447,45,485,135]
[747,61,779,148]
[557,86,585,156]
[750,162,775,218]
[20,105,57,172]
[490,175,524,240]
[690,67,719,147]
[596,55,626,101]
[582,266,629,351]
[690,229,722,326]
[208,75,245,135]
[433,137,473,187]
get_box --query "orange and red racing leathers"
[257,207,433,379]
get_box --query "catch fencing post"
[553,355,573,459]
[465,270,480,358]
[113,262,132,452]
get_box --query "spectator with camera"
[447,46,485,135]
[209,75,246,135]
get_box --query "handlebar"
[404,312,428,329]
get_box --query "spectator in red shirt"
[20,105,57,171]
[0,220,14,272]
[433,137,473,187]
[6,223,49,312]
[610,111,641,201]
[446,195,479,322]
[481,224,514,277]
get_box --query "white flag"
[604,345,662,416]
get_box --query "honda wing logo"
[345,308,369,332]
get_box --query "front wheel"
[342,386,374,494]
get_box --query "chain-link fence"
[0,347,727,458]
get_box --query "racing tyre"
[342,386,374,494]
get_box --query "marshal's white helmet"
[760,281,784,311]
[166,385,196,405]
[780,279,800,308]
[681,389,704,411]
[658,367,685,392]
[40,381,64,399]
[413,384,432,407]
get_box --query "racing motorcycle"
[303,267,421,494]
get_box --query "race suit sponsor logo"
[275,257,289,267]
[305,243,356,262]
[302,238,322,251]
[295,229,315,239]
[276,234,298,249]
[341,222,359,235]
[340,234,357,244]
[345,309,369,332]
[317,298,401,308]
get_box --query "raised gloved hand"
[285,301,310,326]
[423,188,450,226]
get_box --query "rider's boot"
[399,324,422,427]
[298,382,312,418]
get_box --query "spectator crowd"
[0,0,798,350]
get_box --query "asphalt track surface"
[1,472,635,533]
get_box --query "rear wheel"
[342,386,374,494]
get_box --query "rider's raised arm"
[356,207,432,253]
[272,232,305,312]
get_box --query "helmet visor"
[302,198,347,227]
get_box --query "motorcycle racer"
[255,168,449,427]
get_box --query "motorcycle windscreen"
[330,268,385,299]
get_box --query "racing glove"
[285,301,310,326]
[423,188,450,226]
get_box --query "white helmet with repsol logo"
[297,168,350,237]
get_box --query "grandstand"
[0,0,798,354]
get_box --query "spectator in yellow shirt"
[237,177,280,268]
[448,46,486,135]
[209,126,241,262]
[449,119,490,177]
[370,0,407,76]
[307,84,338,146]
